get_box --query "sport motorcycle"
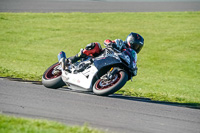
[42,47,135,96]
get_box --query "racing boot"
[58,51,71,72]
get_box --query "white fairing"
[61,65,98,91]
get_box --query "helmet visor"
[132,43,139,50]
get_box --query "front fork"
[104,67,119,80]
[108,67,133,82]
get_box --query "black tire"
[42,62,65,89]
[93,69,128,96]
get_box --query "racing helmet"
[126,32,144,53]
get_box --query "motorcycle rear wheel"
[42,62,65,89]
[93,69,128,96]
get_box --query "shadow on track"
[108,94,200,110]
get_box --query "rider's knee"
[83,42,102,56]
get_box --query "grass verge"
[0,12,199,106]
[0,114,104,133]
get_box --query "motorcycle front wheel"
[42,62,65,89]
[93,69,128,96]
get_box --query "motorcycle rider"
[59,32,144,76]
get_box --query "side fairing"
[93,56,122,70]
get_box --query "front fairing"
[93,56,122,70]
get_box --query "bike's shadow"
[108,94,199,109]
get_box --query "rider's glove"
[104,39,114,48]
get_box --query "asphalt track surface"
[1,78,200,133]
[1,1,200,133]
[0,0,200,12]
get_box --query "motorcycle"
[42,47,135,96]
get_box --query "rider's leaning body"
[60,32,144,76]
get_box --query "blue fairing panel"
[94,56,121,70]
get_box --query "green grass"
[0,12,200,105]
[0,114,103,133]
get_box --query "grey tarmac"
[0,78,200,133]
[0,0,200,12]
